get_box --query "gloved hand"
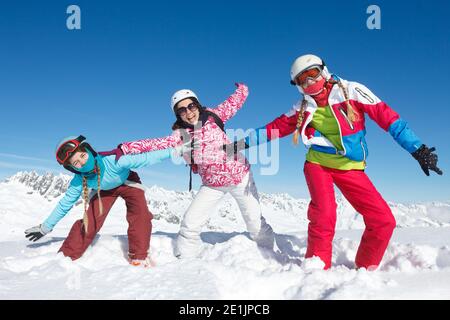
[222,138,250,157]
[98,144,124,161]
[173,138,201,157]
[411,144,443,176]
[25,224,50,242]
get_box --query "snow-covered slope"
[1,171,450,299]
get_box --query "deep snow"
[1,171,449,299]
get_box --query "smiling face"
[175,98,200,125]
[67,150,89,169]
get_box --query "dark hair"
[172,98,202,131]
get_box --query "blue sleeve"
[388,118,423,153]
[244,126,269,147]
[42,176,82,231]
[117,148,173,169]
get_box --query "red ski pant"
[303,161,396,270]
[59,184,153,261]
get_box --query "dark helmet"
[55,135,97,174]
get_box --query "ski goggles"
[175,102,199,117]
[56,135,86,165]
[291,66,323,87]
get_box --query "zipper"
[339,108,354,130]
[329,104,346,156]
[360,140,366,163]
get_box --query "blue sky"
[0,0,449,202]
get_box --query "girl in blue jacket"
[25,135,189,267]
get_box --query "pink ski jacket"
[120,84,251,187]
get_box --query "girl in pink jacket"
[120,83,274,258]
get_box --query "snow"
[1,171,450,299]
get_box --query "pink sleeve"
[210,83,249,123]
[348,83,399,131]
[354,100,400,131]
[265,111,299,140]
[120,132,182,155]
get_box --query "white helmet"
[290,54,331,93]
[170,89,199,111]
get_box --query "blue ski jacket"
[42,149,173,231]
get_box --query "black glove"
[222,139,250,157]
[411,144,443,176]
[25,224,49,242]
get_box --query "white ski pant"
[175,172,274,258]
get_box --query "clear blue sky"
[0,0,449,202]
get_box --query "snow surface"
[1,171,450,299]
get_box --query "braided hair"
[293,99,308,145]
[81,162,103,233]
[333,78,360,123]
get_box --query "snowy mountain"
[1,171,450,299]
[5,171,450,230]
[6,171,71,199]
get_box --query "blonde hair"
[335,80,360,123]
[292,79,359,145]
[81,163,103,233]
[292,99,308,145]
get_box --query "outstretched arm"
[117,141,199,169]
[120,132,182,155]
[348,82,422,153]
[243,104,301,144]
[117,149,174,169]
[263,105,301,141]
[210,83,249,123]
[42,177,82,231]
[223,105,300,155]
[349,82,442,175]
[25,176,83,241]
